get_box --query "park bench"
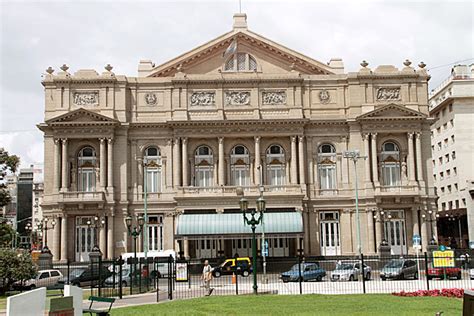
[83,296,115,316]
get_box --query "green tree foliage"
[0,248,36,294]
[0,222,16,248]
[0,148,20,208]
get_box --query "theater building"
[39,14,436,262]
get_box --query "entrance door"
[196,239,216,259]
[384,210,406,255]
[269,238,290,257]
[75,216,97,262]
[147,216,163,251]
[232,239,251,257]
[320,211,340,256]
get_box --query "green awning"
[176,212,303,237]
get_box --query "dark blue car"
[280,263,326,282]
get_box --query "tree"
[0,248,36,294]
[0,222,16,248]
[0,148,20,208]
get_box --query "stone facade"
[429,64,474,248]
[38,14,436,262]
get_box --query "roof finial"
[46,67,54,75]
[233,12,247,30]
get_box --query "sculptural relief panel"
[262,91,286,105]
[73,91,99,107]
[190,91,216,106]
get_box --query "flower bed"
[392,288,466,298]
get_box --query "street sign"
[412,235,421,246]
[413,244,422,250]
[433,250,455,268]
[262,240,269,257]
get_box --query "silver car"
[331,262,371,281]
[381,259,418,280]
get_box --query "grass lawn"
[110,294,462,316]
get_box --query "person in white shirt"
[202,260,214,296]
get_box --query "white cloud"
[0,0,472,168]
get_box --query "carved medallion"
[376,88,400,101]
[73,92,99,106]
[145,93,158,106]
[190,92,215,106]
[225,91,250,105]
[319,89,330,104]
[262,91,286,105]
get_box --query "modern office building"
[429,64,474,248]
[16,167,34,246]
[39,14,436,262]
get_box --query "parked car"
[13,269,63,290]
[104,268,144,287]
[212,257,252,277]
[280,263,326,282]
[69,266,113,287]
[380,259,418,280]
[469,268,474,280]
[331,262,371,281]
[427,266,461,280]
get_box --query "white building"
[429,64,474,248]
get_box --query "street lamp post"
[422,210,439,245]
[126,215,145,287]
[143,159,149,259]
[25,222,32,250]
[256,165,267,283]
[343,150,367,256]
[41,217,55,252]
[240,196,263,294]
[86,216,106,251]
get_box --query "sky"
[0,0,473,174]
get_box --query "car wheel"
[365,273,371,281]
[399,273,404,280]
[381,277,386,281]
[214,271,221,278]
[427,276,432,281]
[414,272,418,280]
[316,275,322,282]
[242,270,249,277]
[121,281,127,287]
[349,275,354,281]
[282,280,288,283]
[29,284,36,290]
[298,277,304,282]
[457,273,462,280]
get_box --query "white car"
[469,268,474,280]
[14,269,63,290]
[331,262,371,281]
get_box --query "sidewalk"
[83,290,170,310]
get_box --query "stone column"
[100,218,107,257]
[254,136,261,185]
[298,136,305,185]
[107,138,114,190]
[415,132,424,184]
[99,138,106,189]
[107,215,114,259]
[412,207,419,237]
[370,133,379,186]
[181,137,188,186]
[60,139,69,191]
[306,137,314,185]
[60,216,67,262]
[173,138,181,187]
[363,134,372,185]
[218,137,225,185]
[421,215,429,252]
[375,210,383,251]
[290,136,298,184]
[54,139,61,192]
[367,209,375,253]
[52,219,60,261]
[407,132,416,183]
[166,139,173,188]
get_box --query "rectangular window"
[268,165,286,186]
[449,104,453,112]
[439,157,443,164]
[146,168,161,193]
[445,154,449,162]
[437,142,442,150]
[450,119,454,127]
[443,123,448,130]
[452,151,456,160]
[382,163,400,186]
[440,172,444,180]
[319,165,336,189]
[232,166,250,186]
[437,127,441,134]
[195,166,214,187]
[451,135,455,143]
[453,167,457,175]
[78,168,95,192]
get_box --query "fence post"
[168,254,173,300]
[424,252,430,291]
[361,253,366,294]
[90,260,93,296]
[98,256,102,297]
[67,260,70,284]
[119,258,123,299]
[298,256,302,295]
[156,260,159,303]
[188,260,191,290]
[235,271,239,295]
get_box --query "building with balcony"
[429,64,474,248]
[38,13,436,262]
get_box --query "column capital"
[61,138,68,144]
[167,138,173,146]
[362,133,370,140]
[218,137,224,144]
[173,137,180,145]
[298,135,304,143]
[107,138,114,144]
[291,135,297,143]
[182,137,188,145]
[370,132,378,138]
[407,131,415,138]
[54,138,61,145]
[254,136,261,144]
[415,131,422,139]
[99,138,106,143]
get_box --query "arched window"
[144,146,162,193]
[381,142,401,186]
[224,53,257,72]
[231,145,250,186]
[77,147,97,192]
[266,145,286,186]
[194,146,214,187]
[318,144,336,190]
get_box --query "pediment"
[357,104,427,121]
[46,108,119,125]
[148,30,335,77]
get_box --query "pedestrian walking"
[202,260,214,296]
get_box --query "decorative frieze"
[145,93,158,106]
[73,91,99,106]
[376,87,400,101]
[225,91,250,106]
[262,91,286,105]
[190,92,215,106]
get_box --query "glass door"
[319,211,340,256]
[384,210,406,255]
[75,216,97,262]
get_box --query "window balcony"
[58,191,105,204]
[376,185,419,195]
[176,184,303,197]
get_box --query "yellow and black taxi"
[212,257,253,277]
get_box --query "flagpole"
[239,0,242,13]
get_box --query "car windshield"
[336,264,353,270]
[386,260,403,268]
[290,264,316,271]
